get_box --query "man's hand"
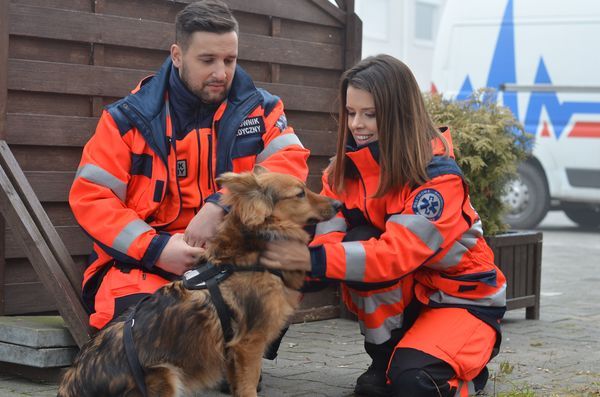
[184,202,225,248]
[259,240,312,271]
[155,233,204,275]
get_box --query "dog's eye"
[296,190,306,198]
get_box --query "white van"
[431,0,600,228]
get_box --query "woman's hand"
[259,240,312,272]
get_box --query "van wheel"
[502,162,550,229]
[564,207,600,228]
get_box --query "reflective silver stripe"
[427,241,468,270]
[388,214,444,252]
[342,241,366,281]
[112,219,153,255]
[428,283,507,307]
[315,217,347,236]
[347,287,403,315]
[359,313,404,344]
[76,164,127,202]
[467,380,476,395]
[256,133,304,163]
[454,381,463,397]
[459,220,483,249]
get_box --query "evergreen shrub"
[424,89,533,235]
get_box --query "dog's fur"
[58,171,339,397]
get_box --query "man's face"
[171,31,238,104]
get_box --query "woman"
[260,54,507,397]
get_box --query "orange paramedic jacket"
[70,58,309,311]
[310,129,506,341]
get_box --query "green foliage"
[424,89,532,235]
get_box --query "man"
[69,0,309,332]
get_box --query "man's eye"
[296,191,306,198]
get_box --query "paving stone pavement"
[0,212,598,396]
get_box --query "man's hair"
[175,0,239,50]
[329,54,448,197]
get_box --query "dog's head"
[216,170,341,231]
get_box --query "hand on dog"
[184,202,225,248]
[260,240,312,271]
[156,233,205,275]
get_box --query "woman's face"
[346,85,378,146]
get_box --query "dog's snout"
[331,199,343,212]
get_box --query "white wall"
[353,0,446,90]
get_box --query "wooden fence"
[0,0,361,323]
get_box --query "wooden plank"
[506,295,536,311]
[7,113,96,147]
[0,0,8,139]
[0,155,89,346]
[0,143,82,297]
[296,128,337,156]
[8,59,151,99]
[8,60,338,113]
[7,91,92,117]
[21,171,74,203]
[9,5,343,69]
[309,0,346,23]
[259,82,337,113]
[11,146,81,172]
[214,0,344,27]
[280,18,342,45]
[1,0,9,315]
[9,36,90,65]
[5,256,86,285]
[9,3,173,52]
[3,282,56,314]
[6,226,91,259]
[17,0,91,12]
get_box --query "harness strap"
[123,295,153,397]
[206,277,235,343]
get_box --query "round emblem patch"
[412,189,444,221]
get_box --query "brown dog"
[58,171,340,397]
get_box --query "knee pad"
[388,368,451,397]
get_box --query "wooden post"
[91,0,105,117]
[0,0,10,315]
[269,17,281,84]
[343,0,362,69]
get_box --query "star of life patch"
[412,189,444,221]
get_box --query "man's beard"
[180,66,229,104]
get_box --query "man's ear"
[171,44,183,68]
[216,172,272,227]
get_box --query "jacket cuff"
[309,245,327,278]
[141,233,170,270]
[204,192,231,213]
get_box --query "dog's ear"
[216,172,272,227]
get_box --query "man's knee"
[388,367,453,397]
[387,348,455,397]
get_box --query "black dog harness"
[123,262,284,397]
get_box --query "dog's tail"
[56,366,81,397]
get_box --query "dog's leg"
[227,341,265,397]
[145,366,182,397]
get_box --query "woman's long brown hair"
[329,54,447,197]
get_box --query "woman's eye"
[296,191,306,198]
[365,112,376,118]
